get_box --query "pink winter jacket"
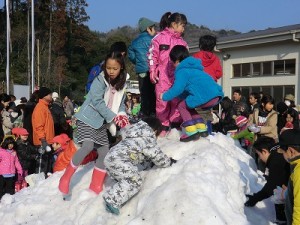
[148,28,188,86]
[0,148,23,175]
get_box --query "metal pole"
[37,39,40,87]
[31,0,35,93]
[6,0,10,94]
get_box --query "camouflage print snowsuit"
[103,120,171,209]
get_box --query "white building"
[190,24,300,105]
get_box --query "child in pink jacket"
[0,136,23,199]
[148,12,188,136]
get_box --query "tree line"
[0,0,240,101]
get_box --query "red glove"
[150,71,159,84]
[114,115,130,128]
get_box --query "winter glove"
[272,186,286,204]
[248,124,261,133]
[170,158,177,166]
[17,173,23,182]
[150,71,159,84]
[244,194,258,207]
[41,139,52,152]
[114,115,130,128]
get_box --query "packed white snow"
[0,130,277,225]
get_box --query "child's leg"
[103,163,143,210]
[155,83,171,128]
[0,175,5,199]
[72,140,95,166]
[6,177,15,195]
[94,144,110,170]
[177,100,193,122]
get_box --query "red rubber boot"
[89,167,107,194]
[58,161,77,194]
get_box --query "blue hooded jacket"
[128,32,153,73]
[162,56,224,108]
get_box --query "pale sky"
[85,0,300,33]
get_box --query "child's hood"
[122,120,155,139]
[176,56,204,72]
[195,51,217,67]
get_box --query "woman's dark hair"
[103,51,127,91]
[167,12,187,28]
[260,94,274,107]
[170,45,189,63]
[29,90,40,103]
[287,107,298,120]
[159,11,172,31]
[131,94,140,103]
[253,136,276,153]
[1,136,15,149]
[109,41,127,56]
[199,35,217,52]
[142,117,163,137]
[220,96,233,111]
[20,97,28,103]
[249,92,260,106]
[0,93,11,103]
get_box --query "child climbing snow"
[103,117,176,215]
[161,45,224,142]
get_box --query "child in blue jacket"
[161,45,224,142]
[128,17,156,117]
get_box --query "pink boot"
[58,161,77,194]
[89,167,107,194]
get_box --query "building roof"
[216,24,300,50]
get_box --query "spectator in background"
[51,92,72,138]
[0,93,13,135]
[284,94,299,129]
[8,94,16,110]
[215,96,238,134]
[280,108,299,134]
[23,90,39,145]
[193,34,222,82]
[249,92,260,114]
[277,101,289,135]
[32,87,55,175]
[232,89,249,117]
[63,95,74,119]
[13,127,37,176]
[128,17,156,117]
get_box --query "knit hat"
[138,17,155,33]
[235,115,248,128]
[50,133,70,150]
[39,87,52,99]
[52,92,59,101]
[12,127,29,136]
[279,129,300,150]
[276,101,288,114]
[284,94,295,102]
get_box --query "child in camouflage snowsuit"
[103,117,176,215]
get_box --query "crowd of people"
[0,90,78,199]
[1,11,300,224]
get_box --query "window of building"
[232,59,295,77]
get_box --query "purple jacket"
[148,28,188,86]
[0,148,23,175]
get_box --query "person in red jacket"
[51,133,97,173]
[193,35,222,82]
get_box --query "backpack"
[86,62,103,92]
